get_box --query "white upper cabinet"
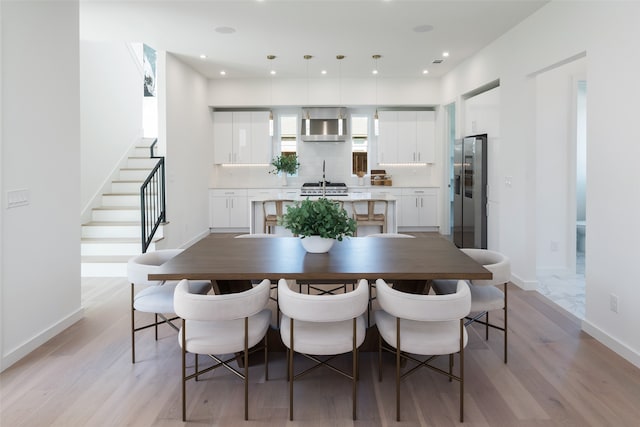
[416,111,435,163]
[377,110,435,164]
[213,111,271,164]
[213,111,233,164]
[249,111,271,163]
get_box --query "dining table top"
[148,234,492,282]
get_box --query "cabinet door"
[250,111,271,163]
[418,192,438,226]
[228,195,248,227]
[400,195,420,227]
[209,196,229,228]
[397,111,417,163]
[232,111,252,163]
[213,112,233,164]
[416,111,435,163]
[377,111,398,164]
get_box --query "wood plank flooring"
[2,276,640,426]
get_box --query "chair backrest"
[278,278,369,322]
[127,249,184,286]
[366,233,415,238]
[375,278,470,322]
[352,200,388,220]
[174,279,270,321]
[263,200,294,217]
[460,248,510,286]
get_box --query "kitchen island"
[249,192,397,235]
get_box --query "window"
[351,115,369,175]
[279,114,298,156]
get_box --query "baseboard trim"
[1,307,85,373]
[181,230,211,249]
[510,272,538,291]
[582,320,640,370]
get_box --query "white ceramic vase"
[300,236,335,253]
[280,173,288,187]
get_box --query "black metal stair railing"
[140,139,166,253]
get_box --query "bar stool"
[351,200,388,236]
[262,200,293,234]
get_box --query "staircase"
[81,139,164,277]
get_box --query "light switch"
[7,189,30,208]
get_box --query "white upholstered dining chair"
[431,248,511,363]
[173,278,272,422]
[127,249,211,363]
[374,278,471,422]
[278,278,369,421]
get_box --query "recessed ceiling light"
[413,24,434,33]
[372,69,378,75]
[199,54,207,59]
[215,26,236,34]
[321,70,327,75]
[220,70,226,76]
[270,70,276,75]
[422,69,429,75]
[442,51,450,57]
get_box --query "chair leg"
[155,313,159,340]
[181,320,187,422]
[504,282,508,364]
[131,284,136,364]
[449,354,453,382]
[352,318,357,421]
[289,318,294,421]
[378,333,383,382]
[485,312,489,340]
[195,354,199,381]
[264,334,269,381]
[396,317,401,422]
[244,317,249,421]
[459,318,465,423]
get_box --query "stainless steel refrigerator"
[453,134,487,248]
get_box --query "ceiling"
[80,0,548,80]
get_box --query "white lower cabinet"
[399,188,438,228]
[209,189,248,229]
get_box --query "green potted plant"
[270,153,299,186]
[280,197,357,253]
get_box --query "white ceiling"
[80,0,548,80]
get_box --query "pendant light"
[373,54,381,136]
[337,54,344,136]
[304,54,312,136]
[267,55,276,136]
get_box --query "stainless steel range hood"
[301,107,347,142]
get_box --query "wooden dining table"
[148,234,492,284]
[149,234,492,351]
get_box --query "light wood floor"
[2,276,640,426]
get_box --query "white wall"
[1,1,82,371]
[161,53,213,249]
[208,76,441,108]
[441,1,640,367]
[80,40,142,217]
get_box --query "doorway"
[534,56,587,319]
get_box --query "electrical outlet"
[610,294,618,313]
